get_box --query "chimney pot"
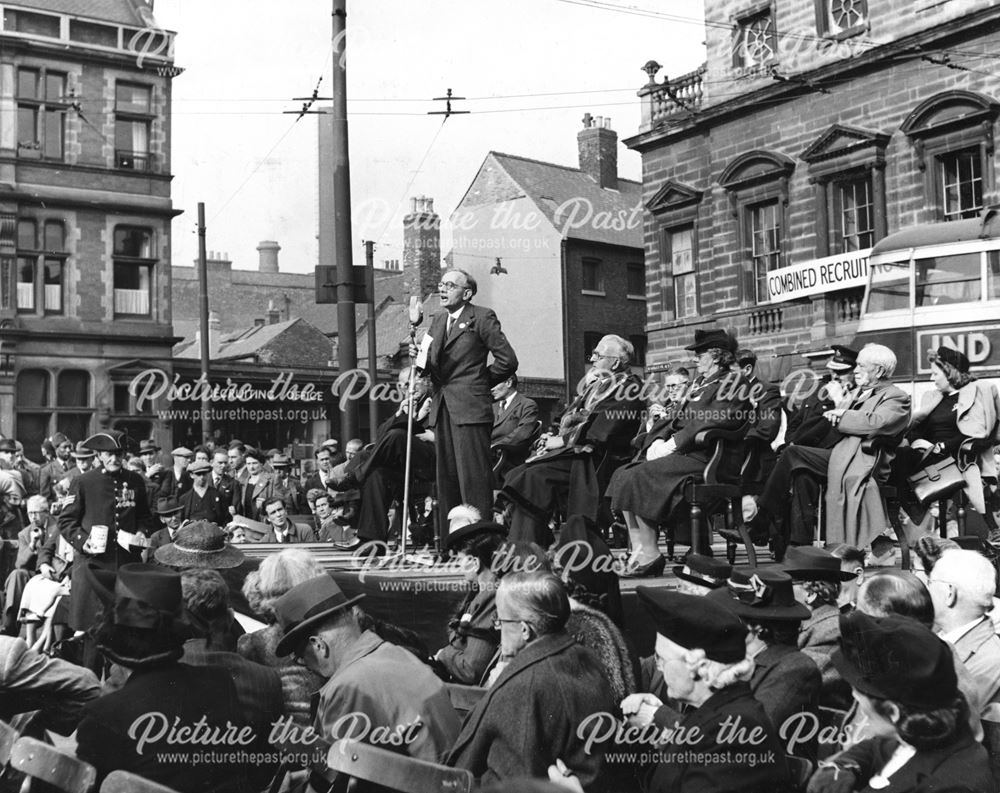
[577,114,618,190]
[409,197,418,214]
[257,240,280,273]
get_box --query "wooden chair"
[444,683,487,718]
[101,770,182,793]
[325,739,474,793]
[679,424,758,567]
[10,737,96,793]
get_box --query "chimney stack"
[402,195,442,301]
[266,299,281,325]
[257,240,280,273]
[577,112,618,190]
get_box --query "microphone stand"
[400,323,419,557]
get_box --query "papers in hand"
[117,530,149,550]
[415,334,433,369]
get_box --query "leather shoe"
[621,554,667,579]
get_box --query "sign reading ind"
[766,249,872,304]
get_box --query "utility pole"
[197,203,212,446]
[332,0,358,441]
[364,240,377,442]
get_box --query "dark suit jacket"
[211,473,238,510]
[746,377,782,445]
[38,458,75,502]
[76,663,249,792]
[646,682,790,793]
[750,643,821,756]
[448,630,615,790]
[178,485,229,525]
[424,303,517,426]
[491,392,539,447]
[832,731,992,792]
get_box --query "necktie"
[446,316,455,337]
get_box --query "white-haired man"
[930,549,1000,708]
[735,343,910,556]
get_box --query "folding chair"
[325,740,473,793]
[10,737,96,793]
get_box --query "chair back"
[101,770,182,793]
[10,737,96,793]
[444,683,487,718]
[325,740,473,793]
[701,423,750,484]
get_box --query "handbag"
[907,457,966,505]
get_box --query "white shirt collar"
[940,615,987,645]
[448,306,464,321]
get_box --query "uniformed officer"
[58,430,153,668]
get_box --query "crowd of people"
[4,290,1000,792]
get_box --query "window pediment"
[901,90,1000,139]
[646,180,703,214]
[801,124,890,165]
[718,150,795,192]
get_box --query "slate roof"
[7,0,153,26]
[174,318,307,362]
[476,152,643,249]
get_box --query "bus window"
[866,262,910,313]
[914,252,981,306]
[989,250,1000,300]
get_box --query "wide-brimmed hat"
[274,574,365,657]
[87,562,190,667]
[138,440,160,455]
[637,587,746,663]
[83,430,130,453]
[71,441,96,459]
[154,520,245,569]
[832,611,957,709]
[156,496,183,516]
[708,568,811,622]
[188,460,211,475]
[931,346,970,374]
[673,554,732,590]
[781,546,854,582]
[826,344,858,372]
[445,520,507,552]
[684,328,737,354]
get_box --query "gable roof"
[7,0,154,26]
[460,152,643,249]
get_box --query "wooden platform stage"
[235,537,785,659]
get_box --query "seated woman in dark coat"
[708,567,821,757]
[809,611,993,793]
[891,346,1000,533]
[606,328,749,577]
[433,521,507,684]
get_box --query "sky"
[152,0,708,275]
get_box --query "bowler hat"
[71,442,96,459]
[684,328,737,354]
[138,440,160,455]
[932,346,970,374]
[0,439,15,454]
[782,546,854,582]
[445,520,507,552]
[826,344,858,372]
[274,574,365,656]
[638,587,747,663]
[188,460,212,475]
[832,611,957,709]
[154,520,246,569]
[83,430,130,453]
[707,567,811,622]
[156,496,183,516]
[673,554,732,590]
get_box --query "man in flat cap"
[273,574,459,765]
[58,431,153,669]
[179,459,229,525]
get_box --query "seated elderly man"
[447,571,616,789]
[608,328,750,573]
[3,495,60,634]
[929,549,1000,709]
[273,575,459,762]
[733,343,910,556]
[499,334,643,546]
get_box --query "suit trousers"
[435,401,494,548]
[756,445,832,543]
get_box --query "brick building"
[450,115,647,417]
[626,0,1000,381]
[0,0,179,457]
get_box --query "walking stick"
[400,298,424,555]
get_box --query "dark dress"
[893,391,963,522]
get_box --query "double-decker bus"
[855,208,1000,400]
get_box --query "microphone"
[408,297,423,326]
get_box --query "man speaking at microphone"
[414,270,517,549]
